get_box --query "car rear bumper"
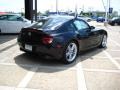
[18,42,64,59]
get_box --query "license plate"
[25,44,32,51]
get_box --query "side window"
[8,15,17,21]
[66,23,76,31]
[16,17,23,21]
[73,20,89,31]
[7,15,23,21]
[0,15,8,20]
[62,22,76,31]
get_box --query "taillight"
[42,36,53,44]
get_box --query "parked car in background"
[108,17,120,26]
[0,14,31,33]
[78,16,92,22]
[96,17,105,22]
[33,15,48,21]
[38,15,48,20]
[91,16,98,21]
[18,16,107,64]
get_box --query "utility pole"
[56,0,58,14]
[34,0,37,21]
[25,0,33,23]
[75,0,78,18]
[102,0,106,11]
[104,0,109,26]
[75,3,78,17]
[108,0,110,19]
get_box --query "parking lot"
[0,22,120,90]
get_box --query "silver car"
[0,14,31,33]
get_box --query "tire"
[114,23,118,26]
[99,34,107,48]
[0,28,1,35]
[110,23,114,26]
[62,41,78,64]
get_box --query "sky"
[0,0,120,14]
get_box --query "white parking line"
[15,87,40,90]
[0,85,40,90]
[81,56,108,59]
[110,39,120,47]
[0,63,15,66]
[18,67,38,88]
[103,51,120,69]
[84,68,120,73]
[76,62,87,90]
[108,50,120,52]
[0,86,14,90]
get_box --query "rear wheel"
[99,34,107,48]
[114,23,118,26]
[63,41,78,64]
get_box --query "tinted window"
[60,22,76,32]
[0,15,23,21]
[16,17,23,21]
[0,15,8,20]
[31,17,69,30]
[73,20,89,30]
[7,15,22,21]
[65,22,76,31]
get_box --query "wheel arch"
[100,29,108,37]
[62,38,79,64]
[70,39,79,52]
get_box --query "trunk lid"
[19,28,49,45]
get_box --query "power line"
[101,0,106,12]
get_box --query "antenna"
[75,1,78,18]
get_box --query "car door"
[73,19,92,50]
[7,15,29,33]
[6,15,31,33]
[90,28,101,47]
[73,19,101,50]
[0,15,9,33]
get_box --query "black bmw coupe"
[17,16,107,64]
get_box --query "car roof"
[0,14,21,17]
[39,15,85,22]
[48,15,74,20]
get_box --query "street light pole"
[75,0,78,18]
[108,0,110,19]
[56,0,58,14]
[35,0,37,21]
[105,0,109,26]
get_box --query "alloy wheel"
[102,35,107,48]
[65,42,78,62]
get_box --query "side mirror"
[90,26,95,29]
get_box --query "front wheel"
[99,35,107,48]
[62,42,78,64]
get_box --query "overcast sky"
[0,0,120,13]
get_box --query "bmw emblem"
[28,32,31,36]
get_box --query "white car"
[0,14,31,33]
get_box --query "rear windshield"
[31,17,69,30]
